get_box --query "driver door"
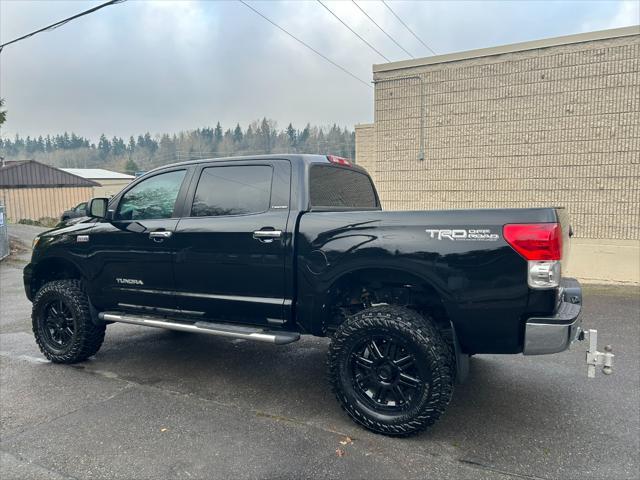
[86,168,191,312]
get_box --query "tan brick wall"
[354,123,376,182]
[362,32,640,242]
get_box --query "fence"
[0,203,8,260]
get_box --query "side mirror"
[88,198,108,219]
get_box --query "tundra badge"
[116,278,144,286]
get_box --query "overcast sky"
[1,0,638,141]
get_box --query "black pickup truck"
[24,154,612,436]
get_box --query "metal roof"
[0,160,98,188]
[60,168,135,180]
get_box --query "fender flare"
[29,256,103,325]
[311,264,455,334]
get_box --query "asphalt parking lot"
[1,224,638,480]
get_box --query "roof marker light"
[327,155,351,167]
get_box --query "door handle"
[253,230,282,243]
[149,231,172,242]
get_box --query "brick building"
[355,26,639,284]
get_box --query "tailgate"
[554,207,572,267]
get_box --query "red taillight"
[503,223,562,260]
[327,155,351,166]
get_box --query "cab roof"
[151,154,366,174]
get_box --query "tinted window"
[310,165,378,209]
[191,165,272,217]
[116,170,186,220]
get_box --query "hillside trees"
[0,118,356,172]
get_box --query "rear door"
[86,168,190,311]
[172,160,292,325]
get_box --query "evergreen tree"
[214,122,223,147]
[14,134,25,150]
[158,134,176,164]
[36,136,45,152]
[112,137,126,156]
[0,98,6,126]
[316,129,325,154]
[260,118,275,154]
[233,123,243,143]
[124,158,139,174]
[286,123,297,150]
[200,127,214,144]
[70,133,83,149]
[98,134,111,158]
[143,132,158,154]
[298,123,311,147]
[0,120,356,171]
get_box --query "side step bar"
[98,312,300,345]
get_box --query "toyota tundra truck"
[23,154,613,436]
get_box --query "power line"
[381,0,437,56]
[0,0,126,53]
[238,1,371,89]
[317,0,390,62]
[351,0,414,59]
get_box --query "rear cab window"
[309,165,379,210]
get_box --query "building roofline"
[373,25,640,73]
[0,159,99,187]
[59,168,135,180]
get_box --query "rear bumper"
[523,278,583,355]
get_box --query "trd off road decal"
[425,228,499,241]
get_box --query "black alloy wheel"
[41,298,76,350]
[32,280,106,363]
[328,305,454,436]
[349,334,427,413]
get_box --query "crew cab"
[24,154,612,436]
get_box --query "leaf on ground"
[335,448,346,458]
[339,436,353,445]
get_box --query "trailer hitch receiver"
[581,329,614,378]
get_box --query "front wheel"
[32,280,106,363]
[328,305,454,436]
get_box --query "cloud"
[605,0,640,28]
[139,1,212,51]
[580,0,640,31]
[0,0,636,140]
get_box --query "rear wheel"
[32,280,106,363]
[328,305,454,436]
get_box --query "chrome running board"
[98,311,300,345]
